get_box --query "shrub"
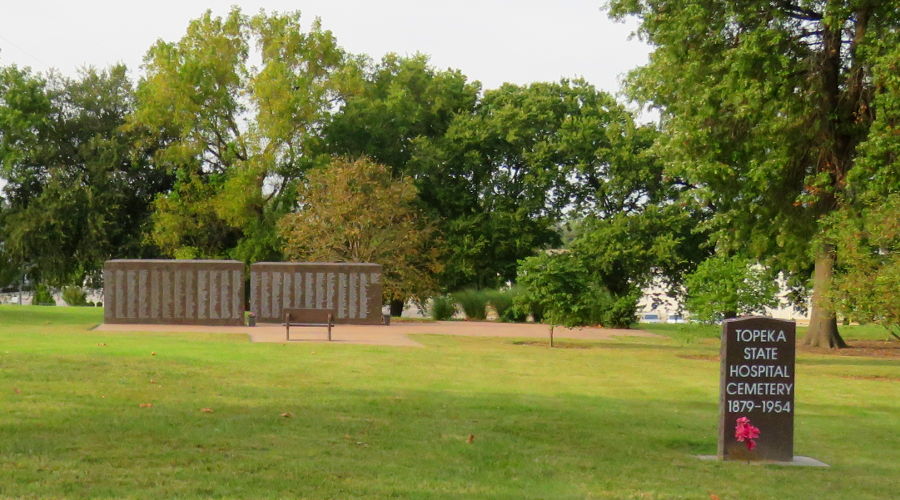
[96,301,103,308]
[684,255,779,323]
[62,286,88,306]
[515,252,639,328]
[510,287,544,323]
[485,288,517,321]
[429,295,456,321]
[32,284,56,306]
[452,289,489,320]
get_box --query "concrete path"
[94,321,660,347]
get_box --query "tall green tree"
[0,64,171,286]
[608,0,900,347]
[413,79,666,289]
[130,8,348,262]
[322,53,480,176]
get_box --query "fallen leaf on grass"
[13,387,21,394]
[139,403,153,408]
[280,412,292,418]
[151,352,157,356]
[709,494,721,500]
[466,434,475,444]
[200,408,214,413]
[97,343,107,347]
[149,379,157,384]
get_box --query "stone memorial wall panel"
[249,263,383,324]
[103,260,244,325]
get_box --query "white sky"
[0,0,648,95]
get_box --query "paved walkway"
[94,321,659,347]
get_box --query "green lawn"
[1,306,897,499]
[640,321,897,343]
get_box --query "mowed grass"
[1,306,897,499]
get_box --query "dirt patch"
[837,374,900,382]
[800,340,900,359]
[511,340,594,349]
[677,354,719,362]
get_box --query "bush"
[485,288,517,321]
[515,252,639,328]
[32,284,56,306]
[452,289,489,320]
[62,286,88,306]
[585,287,639,328]
[96,301,103,308]
[429,295,456,321]
[684,255,779,323]
[510,287,544,323]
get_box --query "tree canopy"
[278,157,441,303]
[0,64,171,286]
[607,0,900,347]
[130,8,347,262]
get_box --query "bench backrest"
[283,308,334,324]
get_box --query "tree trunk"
[389,298,404,317]
[549,325,554,348]
[803,246,847,348]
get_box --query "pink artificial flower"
[735,416,760,451]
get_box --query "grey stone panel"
[326,273,335,310]
[103,268,113,323]
[209,271,220,320]
[304,272,313,308]
[198,270,208,320]
[338,273,347,318]
[272,272,282,319]
[103,260,244,325]
[282,272,292,312]
[316,272,325,309]
[349,272,358,319]
[162,270,172,320]
[293,272,303,308]
[186,269,196,320]
[232,270,242,321]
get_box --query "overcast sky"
[0,0,648,96]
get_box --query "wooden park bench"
[283,308,335,342]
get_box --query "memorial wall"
[103,260,245,325]
[250,262,383,324]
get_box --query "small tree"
[683,255,779,324]
[61,286,88,306]
[515,252,629,346]
[278,157,443,307]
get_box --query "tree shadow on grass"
[2,385,896,499]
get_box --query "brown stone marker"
[718,317,796,462]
